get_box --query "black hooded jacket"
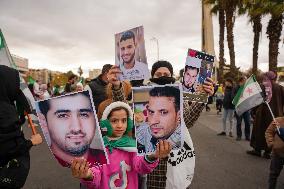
[88,74,108,111]
[0,65,33,159]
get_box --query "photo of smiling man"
[36,91,108,167]
[115,26,150,81]
[133,85,183,154]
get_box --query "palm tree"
[239,0,264,75]
[224,0,240,73]
[204,0,226,83]
[264,0,284,71]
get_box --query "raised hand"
[30,134,43,145]
[147,140,172,161]
[71,158,93,180]
[107,65,122,89]
[203,77,215,96]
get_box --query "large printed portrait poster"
[115,26,150,81]
[132,85,184,155]
[182,48,214,103]
[35,90,109,167]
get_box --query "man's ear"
[176,110,181,124]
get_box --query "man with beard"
[136,86,181,154]
[64,74,77,93]
[85,64,112,112]
[37,91,107,167]
[106,60,214,189]
[118,30,150,80]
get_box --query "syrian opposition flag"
[0,29,37,118]
[232,75,264,116]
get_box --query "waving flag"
[233,75,264,116]
[0,29,37,119]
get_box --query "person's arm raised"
[107,65,126,102]
[184,77,215,129]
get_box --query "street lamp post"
[151,37,159,61]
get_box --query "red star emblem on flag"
[188,49,196,57]
[246,87,253,96]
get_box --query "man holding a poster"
[117,28,150,80]
[37,91,107,167]
[136,86,181,154]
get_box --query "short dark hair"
[149,86,180,112]
[184,65,199,74]
[102,64,112,75]
[38,91,92,118]
[120,30,135,43]
[225,78,233,84]
[238,76,247,83]
[151,60,174,77]
[68,74,76,81]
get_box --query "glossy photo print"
[35,90,108,167]
[182,48,214,103]
[115,26,150,81]
[132,85,183,155]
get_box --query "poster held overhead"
[115,26,150,81]
[182,48,214,103]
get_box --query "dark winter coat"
[88,75,108,111]
[222,86,235,109]
[251,82,284,151]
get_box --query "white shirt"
[120,61,150,81]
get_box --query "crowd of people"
[1,30,283,188]
[212,72,284,189]
[1,61,284,188]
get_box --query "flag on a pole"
[0,32,4,49]
[28,75,35,84]
[233,75,264,116]
[0,29,37,119]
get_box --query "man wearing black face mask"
[106,60,214,189]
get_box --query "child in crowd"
[71,101,171,189]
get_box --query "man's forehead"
[120,38,135,46]
[49,95,90,110]
[186,68,198,74]
[148,96,175,106]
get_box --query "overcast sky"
[0,0,283,77]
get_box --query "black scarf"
[150,76,176,85]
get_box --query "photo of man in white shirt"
[116,27,150,81]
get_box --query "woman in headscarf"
[247,71,284,159]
